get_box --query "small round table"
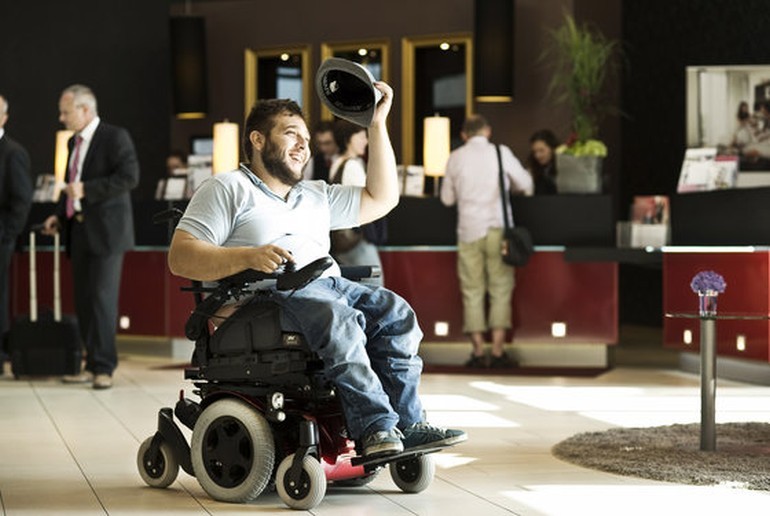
[665,312,769,451]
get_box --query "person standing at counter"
[440,115,532,368]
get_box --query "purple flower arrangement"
[690,270,726,294]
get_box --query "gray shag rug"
[552,422,770,490]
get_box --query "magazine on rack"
[677,148,738,192]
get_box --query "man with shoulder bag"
[440,115,532,368]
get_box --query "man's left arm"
[357,82,399,225]
[1,143,33,237]
[83,127,140,202]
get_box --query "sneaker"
[92,374,113,390]
[464,353,488,368]
[361,428,404,458]
[62,371,93,384]
[402,422,467,451]
[490,351,517,369]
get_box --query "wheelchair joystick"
[276,256,334,291]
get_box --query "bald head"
[59,84,98,132]
[462,114,491,138]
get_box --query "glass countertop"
[665,312,770,320]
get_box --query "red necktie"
[66,135,83,219]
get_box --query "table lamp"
[423,115,450,196]
[212,120,239,174]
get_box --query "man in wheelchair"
[167,81,466,460]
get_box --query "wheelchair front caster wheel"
[276,453,327,510]
[390,453,435,493]
[137,436,179,488]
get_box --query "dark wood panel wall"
[621,0,770,207]
[167,0,576,179]
[0,0,171,200]
[3,0,769,218]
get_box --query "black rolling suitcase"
[8,231,82,377]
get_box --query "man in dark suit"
[0,95,33,368]
[42,84,139,390]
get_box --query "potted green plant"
[542,13,620,193]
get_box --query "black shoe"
[490,351,517,368]
[361,428,404,458]
[464,353,487,368]
[402,422,467,451]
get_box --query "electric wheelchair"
[137,254,451,510]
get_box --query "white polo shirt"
[177,164,362,277]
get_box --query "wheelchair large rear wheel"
[390,454,435,493]
[191,398,275,503]
[137,435,179,488]
[275,453,327,510]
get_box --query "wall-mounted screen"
[686,65,770,187]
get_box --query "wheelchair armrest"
[214,256,334,292]
[184,256,336,340]
[199,256,335,295]
[276,256,334,291]
[152,207,185,225]
[340,265,381,281]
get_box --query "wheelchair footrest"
[350,445,446,468]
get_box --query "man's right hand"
[41,215,60,236]
[250,244,295,274]
[168,229,296,282]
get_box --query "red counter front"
[11,248,618,346]
[382,249,617,344]
[663,249,770,363]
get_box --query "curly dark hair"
[242,98,305,163]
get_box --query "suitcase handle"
[29,231,37,322]
[28,229,62,323]
[53,232,61,322]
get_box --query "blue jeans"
[272,277,424,440]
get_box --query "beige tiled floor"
[1,357,770,515]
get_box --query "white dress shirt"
[68,116,100,212]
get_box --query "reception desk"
[10,247,618,343]
[11,196,619,367]
[663,187,770,368]
[381,247,616,345]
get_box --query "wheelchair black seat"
[183,257,335,389]
[191,298,324,386]
[184,256,334,341]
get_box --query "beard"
[261,137,301,187]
